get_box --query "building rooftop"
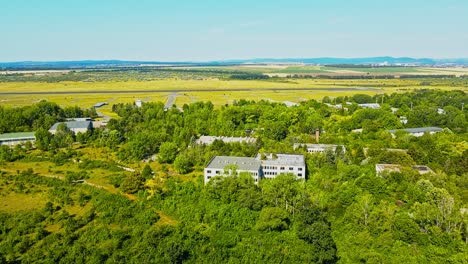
[50,121,92,131]
[257,153,305,167]
[387,127,443,134]
[0,132,36,140]
[206,156,261,171]
[294,143,340,149]
[196,136,256,145]
[376,164,402,172]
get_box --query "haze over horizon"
[2,0,467,62]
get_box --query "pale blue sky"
[1,0,467,61]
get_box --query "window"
[298,168,303,171]
[298,173,302,177]
[216,170,221,174]
[207,176,211,179]
[289,167,293,170]
[207,170,212,173]
[280,167,285,170]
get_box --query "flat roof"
[387,127,443,134]
[196,136,256,145]
[0,132,36,140]
[257,153,305,167]
[206,156,261,171]
[294,143,341,149]
[50,121,92,130]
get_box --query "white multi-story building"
[257,153,306,180]
[204,156,262,183]
[204,153,306,184]
[293,143,346,154]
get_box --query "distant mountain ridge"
[1,57,467,69]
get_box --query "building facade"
[49,121,93,135]
[293,143,346,154]
[204,153,306,184]
[0,132,36,147]
[257,153,306,180]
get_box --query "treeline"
[0,101,97,133]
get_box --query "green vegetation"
[0,87,467,262]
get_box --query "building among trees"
[204,153,305,184]
[0,132,35,147]
[294,143,346,154]
[196,136,256,145]
[386,127,443,137]
[49,121,93,135]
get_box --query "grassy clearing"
[0,192,48,213]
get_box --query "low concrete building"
[204,156,262,183]
[376,164,402,176]
[294,143,346,154]
[363,147,407,157]
[376,164,433,176]
[94,102,108,108]
[196,136,256,145]
[49,121,93,135]
[386,127,443,137]
[258,153,306,180]
[359,103,380,109]
[411,165,433,175]
[0,132,36,147]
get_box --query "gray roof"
[206,156,261,171]
[294,143,340,149]
[387,127,443,134]
[50,121,92,131]
[196,136,256,145]
[0,132,36,141]
[257,153,305,167]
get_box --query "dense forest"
[0,89,467,263]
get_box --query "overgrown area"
[0,89,467,263]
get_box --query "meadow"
[0,66,466,108]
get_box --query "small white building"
[386,127,443,137]
[258,153,306,180]
[376,164,401,176]
[49,121,93,135]
[196,136,256,145]
[136,100,142,108]
[0,132,36,147]
[204,156,262,183]
[293,143,346,154]
[359,103,380,109]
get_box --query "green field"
[0,67,467,108]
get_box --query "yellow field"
[0,78,466,108]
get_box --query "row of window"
[209,173,303,179]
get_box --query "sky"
[1,0,467,61]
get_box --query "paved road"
[0,87,379,95]
[164,92,177,110]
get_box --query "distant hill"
[1,57,467,69]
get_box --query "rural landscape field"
[1,0,467,263]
